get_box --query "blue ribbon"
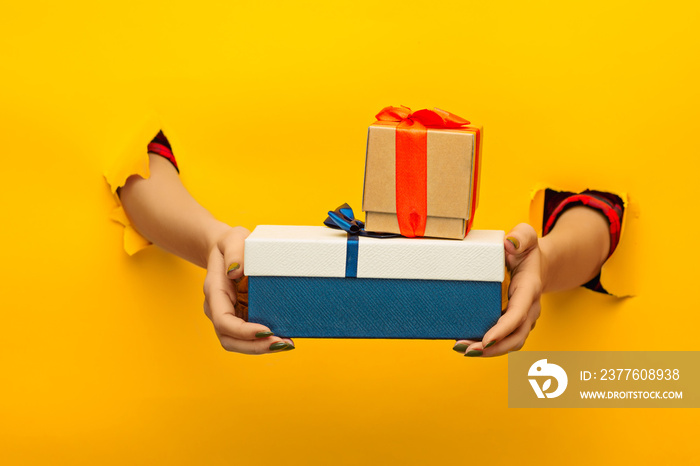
[345,235,359,278]
[324,203,399,278]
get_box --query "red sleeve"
[147,130,179,173]
[542,189,624,294]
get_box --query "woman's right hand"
[203,226,295,354]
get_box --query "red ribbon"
[375,105,479,237]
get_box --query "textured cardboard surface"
[245,225,505,281]
[362,122,480,239]
[245,225,348,278]
[248,276,502,339]
[365,211,466,240]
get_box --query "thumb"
[504,223,538,257]
[219,226,251,281]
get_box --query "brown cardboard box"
[362,120,482,239]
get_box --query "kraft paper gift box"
[362,106,483,240]
[245,225,504,339]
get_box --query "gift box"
[245,225,504,339]
[362,106,482,239]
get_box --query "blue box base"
[248,276,501,339]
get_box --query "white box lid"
[245,225,504,282]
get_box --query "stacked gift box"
[246,106,504,339]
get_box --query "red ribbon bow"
[375,106,473,237]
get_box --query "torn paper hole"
[103,117,164,255]
[529,185,636,298]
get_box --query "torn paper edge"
[529,184,637,298]
[102,114,164,255]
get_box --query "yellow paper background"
[1,1,698,464]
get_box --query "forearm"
[539,206,611,293]
[118,154,231,268]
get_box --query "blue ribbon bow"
[324,203,399,278]
[324,203,399,238]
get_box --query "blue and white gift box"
[245,225,505,339]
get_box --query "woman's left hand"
[453,223,543,357]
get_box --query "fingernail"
[506,237,520,250]
[484,341,496,348]
[255,331,274,338]
[465,350,483,357]
[453,343,469,353]
[227,263,240,274]
[269,341,294,352]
